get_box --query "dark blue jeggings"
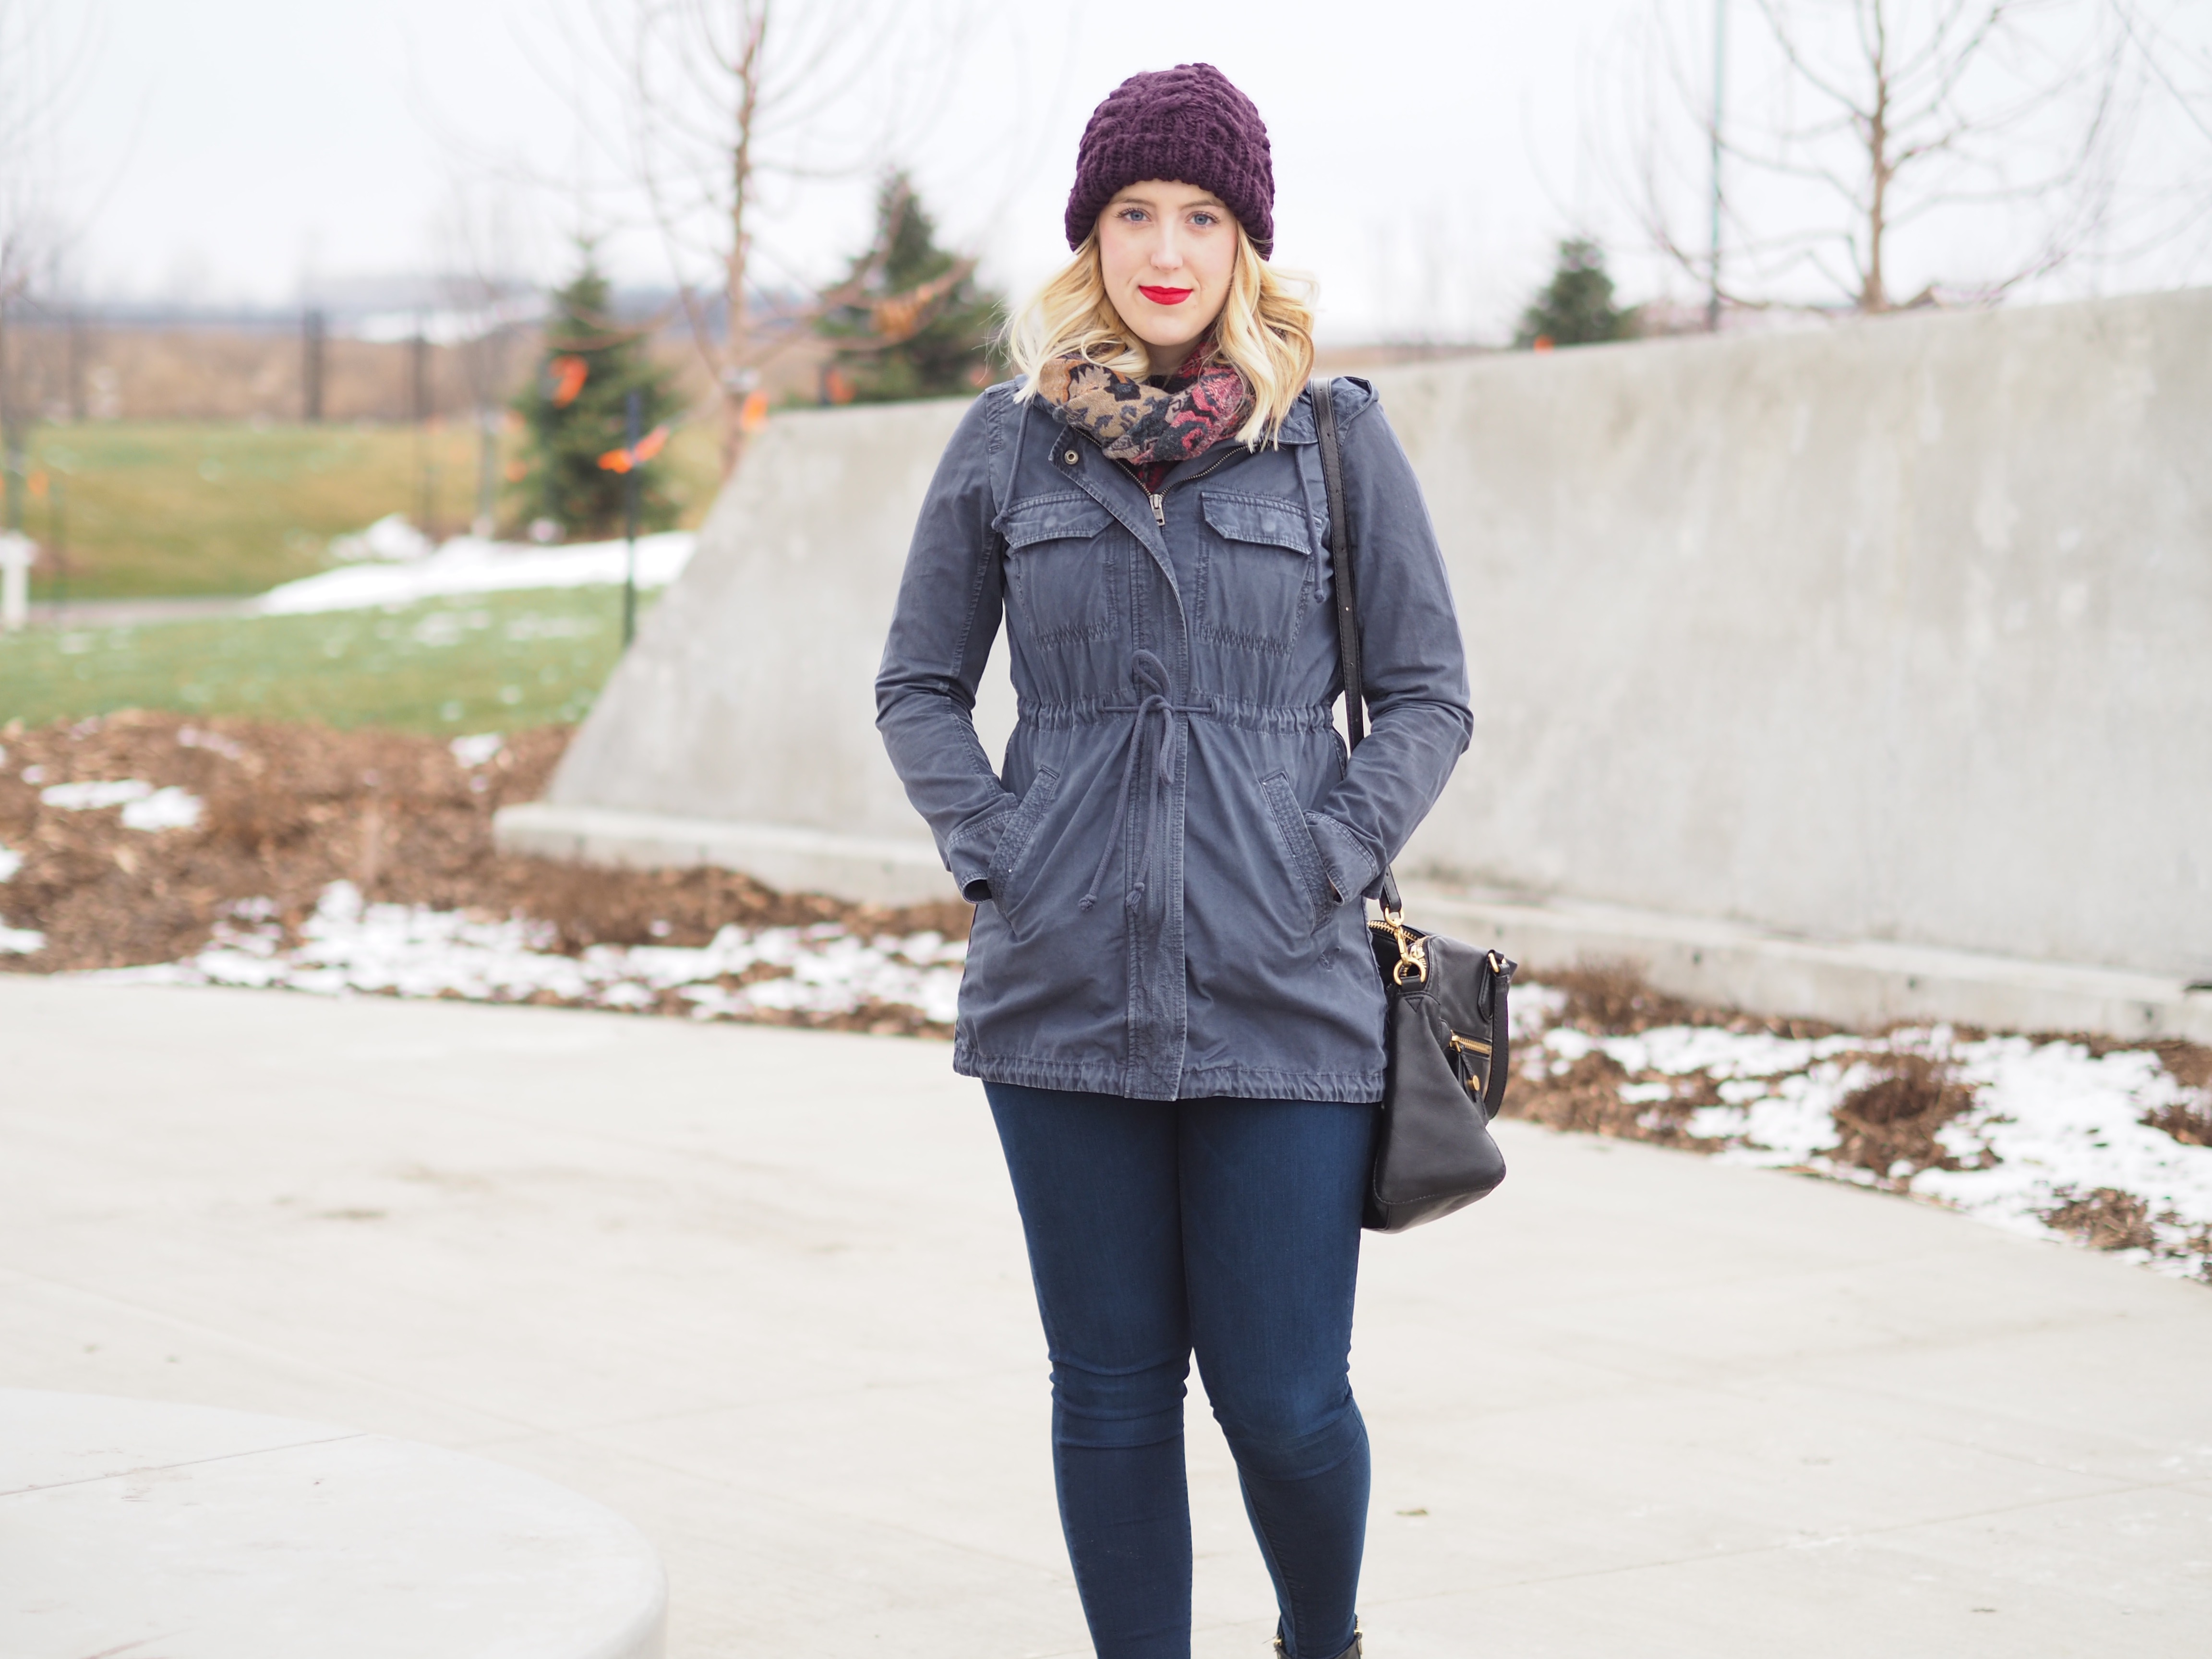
[985,1083,1374,1659]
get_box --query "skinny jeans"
[985,1083,1374,1659]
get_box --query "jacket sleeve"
[1306,393,1475,902]
[876,389,1021,902]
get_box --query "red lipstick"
[1138,285,1193,306]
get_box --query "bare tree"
[2104,0,2212,276]
[1618,0,2143,315]
[566,0,970,474]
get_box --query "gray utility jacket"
[877,375,1472,1103]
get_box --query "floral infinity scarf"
[1034,339,1250,492]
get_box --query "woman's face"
[1096,180,1238,375]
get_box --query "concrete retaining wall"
[513,395,1017,903]
[499,289,2212,1036]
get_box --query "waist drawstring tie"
[1078,649,1205,914]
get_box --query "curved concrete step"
[0,1389,666,1659]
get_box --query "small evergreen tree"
[817,173,1003,402]
[1515,239,1637,349]
[513,247,680,538]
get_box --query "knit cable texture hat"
[1064,63,1275,259]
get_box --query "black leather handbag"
[1311,378,1517,1234]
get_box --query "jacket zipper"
[1149,448,1238,527]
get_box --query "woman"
[876,64,1471,1659]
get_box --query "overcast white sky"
[47,0,2212,340]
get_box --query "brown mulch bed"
[1502,1039,2001,1191]
[1497,959,1875,1154]
[2038,1188,2164,1252]
[1496,958,2208,1223]
[1494,1031,1975,1178]
[0,711,969,1036]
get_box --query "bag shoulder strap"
[1310,376,1401,914]
[1310,377,1364,749]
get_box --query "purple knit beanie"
[1064,64,1275,259]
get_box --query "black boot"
[1274,1624,1361,1659]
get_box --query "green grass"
[15,421,726,601]
[0,586,655,733]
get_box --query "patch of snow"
[20,765,44,783]
[0,844,20,882]
[1708,1061,1883,1168]
[0,925,44,955]
[1518,990,2212,1282]
[255,530,697,615]
[41,779,152,811]
[1914,1037,2212,1263]
[121,787,205,832]
[90,880,966,1029]
[449,733,505,768]
[40,779,204,831]
[327,513,433,564]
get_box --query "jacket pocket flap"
[1202,492,1314,554]
[999,493,1111,550]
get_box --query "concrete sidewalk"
[2,977,2206,1656]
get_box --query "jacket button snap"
[1063,449,1079,465]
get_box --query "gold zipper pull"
[1149,493,1166,526]
[1449,1034,1491,1098]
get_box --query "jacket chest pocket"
[998,493,1118,646]
[1198,492,1319,654]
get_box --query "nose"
[1150,223,1184,271]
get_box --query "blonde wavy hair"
[1005,223,1316,447]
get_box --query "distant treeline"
[0,310,829,426]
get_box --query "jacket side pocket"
[984,765,1062,916]
[1260,771,1336,928]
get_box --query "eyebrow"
[1111,190,1228,211]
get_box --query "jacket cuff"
[945,802,1019,902]
[1306,812,1382,904]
